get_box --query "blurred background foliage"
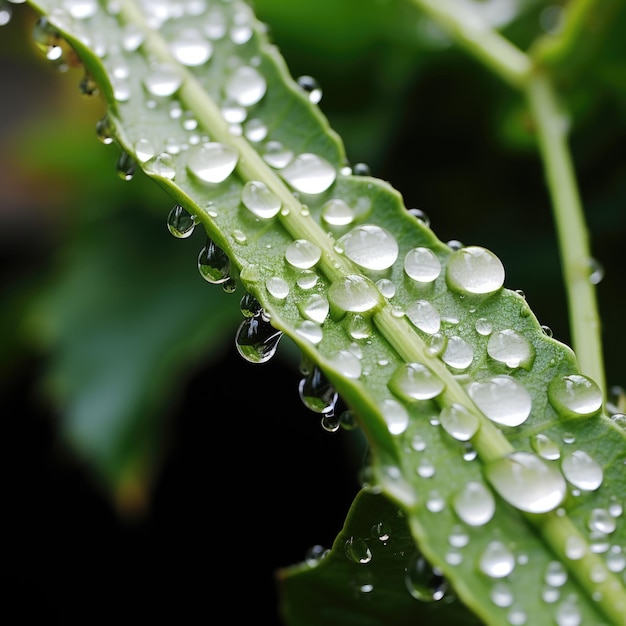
[1,0,625,623]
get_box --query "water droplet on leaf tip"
[296,74,322,104]
[235,313,282,364]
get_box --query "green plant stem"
[524,71,605,392]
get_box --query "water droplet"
[133,138,155,163]
[345,536,372,564]
[116,151,137,181]
[280,153,336,194]
[328,274,380,314]
[198,238,230,284]
[554,596,582,626]
[238,180,282,218]
[416,458,435,478]
[507,606,527,625]
[336,224,399,271]
[285,239,322,269]
[321,198,354,227]
[235,313,283,364]
[353,162,371,176]
[587,258,604,285]
[564,534,587,560]
[296,270,318,290]
[144,63,183,97]
[485,451,567,513]
[408,208,430,227]
[487,329,535,370]
[405,300,441,334]
[531,433,560,460]
[446,246,505,295]
[491,581,514,607]
[296,74,322,103]
[380,398,409,435]
[262,140,293,169]
[240,293,262,317]
[187,142,238,184]
[389,362,445,401]
[466,375,531,427]
[321,412,341,432]
[78,72,98,95]
[548,374,603,417]
[442,336,474,370]
[453,481,495,526]
[304,544,329,567]
[561,450,603,491]
[63,0,98,20]
[299,366,337,415]
[328,350,362,379]
[297,293,329,324]
[375,278,396,298]
[588,508,616,534]
[225,65,266,106]
[371,521,391,543]
[404,552,447,601]
[545,560,567,586]
[144,152,176,179]
[294,320,323,345]
[170,28,212,65]
[440,403,480,441]
[167,204,196,238]
[404,247,441,283]
[425,332,447,357]
[243,118,267,142]
[479,541,515,578]
[606,545,626,572]
[96,114,115,144]
[475,317,493,336]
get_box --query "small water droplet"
[416,458,435,478]
[64,0,98,20]
[531,433,561,460]
[344,536,372,564]
[294,320,323,345]
[262,140,293,169]
[235,312,282,364]
[564,534,587,560]
[337,224,399,271]
[225,65,267,106]
[548,374,603,417]
[187,142,238,183]
[304,544,329,567]
[487,329,535,370]
[371,521,391,543]
[375,278,396,298]
[479,541,515,578]
[299,367,337,415]
[243,118,267,142]
[389,362,445,401]
[466,375,532,427]
[606,545,626,572]
[425,332,447,357]
[321,198,354,227]
[198,238,230,283]
[442,336,474,370]
[453,481,495,526]
[491,581,514,607]
[475,317,493,336]
[587,257,604,285]
[328,350,362,379]
[167,204,196,238]
[96,115,115,144]
[405,300,441,335]
[144,152,176,179]
[485,451,567,513]
[554,595,582,626]
[440,403,479,441]
[170,28,213,66]
[407,208,430,227]
[446,246,505,295]
[588,508,616,534]
[116,151,137,181]
[144,63,183,97]
[561,450,603,491]
[285,239,322,269]
[404,552,447,601]
[280,153,336,194]
[545,560,567,586]
[296,74,322,103]
[404,247,441,283]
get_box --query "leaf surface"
[23,1,626,624]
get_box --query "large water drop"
[439,403,479,441]
[285,239,321,269]
[405,300,441,334]
[453,481,495,526]
[328,274,380,314]
[485,451,566,513]
[561,450,603,491]
[187,142,239,184]
[548,374,603,417]
[466,375,532,427]
[235,313,283,364]
[299,366,338,415]
[388,362,445,401]
[225,65,267,107]
[404,247,441,283]
[198,238,230,284]
[337,225,399,271]
[167,204,195,238]
[280,153,336,194]
[487,329,535,370]
[446,246,505,295]
[404,552,447,601]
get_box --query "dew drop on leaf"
[404,247,441,283]
[478,541,515,578]
[285,239,322,269]
[262,140,293,169]
[345,536,372,564]
[297,293,329,324]
[322,198,354,227]
[467,375,531,427]
[453,481,495,526]
[485,452,566,513]
[187,142,239,184]
[404,552,447,601]
[235,313,283,364]
[144,152,176,179]
[116,151,137,181]
[530,433,561,460]
[439,403,479,441]
[225,65,266,106]
[547,374,603,417]
[328,274,380,314]
[388,362,445,401]
[166,204,195,238]
[338,225,399,271]
[296,74,322,103]
[64,0,98,20]
[170,28,213,66]
[561,450,603,491]
[487,329,535,370]
[241,180,281,218]
[294,320,323,345]
[405,300,441,334]
[446,245,505,295]
[380,398,409,435]
[143,63,183,97]
[265,276,289,299]
[442,336,474,370]
[280,153,336,194]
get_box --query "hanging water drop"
[299,366,338,415]
[167,204,196,238]
[96,115,115,144]
[235,312,283,364]
[548,374,603,417]
[240,292,262,317]
[345,536,372,564]
[446,245,505,295]
[116,151,137,181]
[198,238,231,284]
[485,451,566,513]
[404,552,447,601]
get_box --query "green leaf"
[21,1,626,624]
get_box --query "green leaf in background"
[6,1,626,625]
